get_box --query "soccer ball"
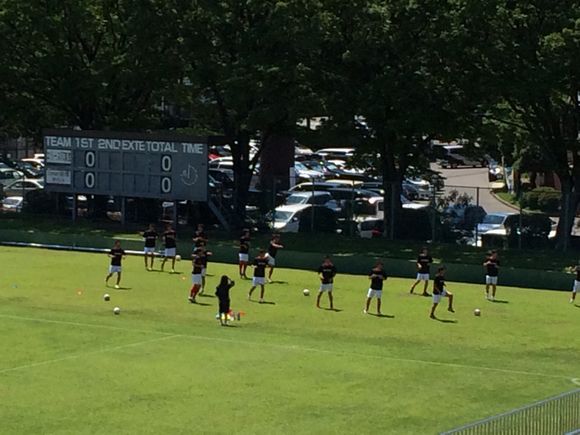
[303,289,310,296]
[103,294,110,302]
[474,308,481,316]
[176,255,182,261]
[113,307,121,315]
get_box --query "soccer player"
[317,256,337,309]
[193,223,208,248]
[198,244,213,294]
[141,224,158,271]
[266,234,284,282]
[409,247,433,296]
[364,261,387,315]
[215,275,236,326]
[105,240,126,289]
[483,250,500,301]
[570,262,580,303]
[238,229,251,279]
[160,224,177,273]
[248,250,269,303]
[430,266,455,319]
[189,247,204,303]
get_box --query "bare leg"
[328,292,334,310]
[377,298,382,315]
[422,281,429,296]
[116,272,122,286]
[447,294,455,312]
[259,285,265,301]
[491,284,497,298]
[171,257,176,271]
[409,279,420,293]
[316,292,322,308]
[268,266,274,280]
[248,286,256,299]
[365,297,371,312]
[105,273,113,285]
[485,283,490,298]
[161,258,167,271]
[430,303,438,318]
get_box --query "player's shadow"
[257,300,276,305]
[491,299,509,304]
[432,318,457,324]
[368,313,395,318]
[115,286,132,290]
[219,323,238,328]
[269,280,288,285]
[198,294,215,298]
[167,271,183,275]
[322,308,343,312]
[575,304,580,308]
[192,301,211,306]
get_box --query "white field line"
[0,334,180,375]
[0,313,574,382]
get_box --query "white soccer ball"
[474,308,481,317]
[303,289,310,296]
[176,255,182,261]
[113,307,121,315]
[103,294,110,302]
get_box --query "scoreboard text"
[43,130,208,201]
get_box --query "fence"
[441,389,580,435]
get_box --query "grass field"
[0,246,578,434]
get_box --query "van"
[435,145,486,168]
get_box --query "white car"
[284,191,341,213]
[294,161,324,180]
[3,178,44,197]
[0,168,24,185]
[476,212,516,235]
[271,204,310,232]
[1,196,23,212]
[354,196,428,221]
[317,148,355,159]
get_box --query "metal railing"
[441,389,580,435]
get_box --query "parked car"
[316,148,355,159]
[444,204,487,230]
[270,204,337,233]
[476,212,517,235]
[294,161,324,181]
[438,145,487,168]
[2,178,44,197]
[1,196,23,212]
[353,196,428,221]
[0,168,24,185]
[284,191,341,213]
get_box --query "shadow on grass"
[432,318,458,324]
[198,294,215,298]
[491,299,509,304]
[268,280,288,285]
[368,313,395,318]
[113,286,132,291]
[257,300,276,305]
[321,307,343,312]
[192,301,211,306]
[219,323,238,328]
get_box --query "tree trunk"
[230,132,251,229]
[555,174,575,250]
[381,141,402,240]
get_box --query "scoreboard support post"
[71,195,77,224]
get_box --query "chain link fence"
[441,389,580,435]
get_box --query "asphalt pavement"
[434,165,517,214]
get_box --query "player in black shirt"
[409,247,433,296]
[141,224,158,271]
[569,262,580,303]
[248,250,269,303]
[238,229,251,279]
[430,266,455,319]
[198,243,212,294]
[105,240,126,289]
[483,250,500,301]
[266,235,284,281]
[215,275,236,326]
[192,224,208,248]
[161,224,177,273]
[189,247,205,303]
[364,261,387,315]
[317,256,337,310]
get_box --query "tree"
[317,0,466,238]
[0,0,182,133]
[456,0,580,249]
[174,0,323,226]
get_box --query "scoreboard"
[43,129,208,201]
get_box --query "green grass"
[0,247,578,434]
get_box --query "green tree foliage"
[456,0,580,247]
[0,0,182,132]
